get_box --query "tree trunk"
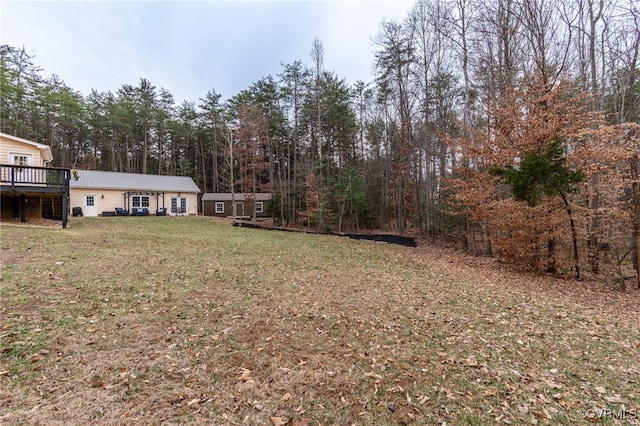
[199,134,207,194]
[561,192,581,280]
[142,123,148,174]
[589,175,600,274]
[630,153,640,288]
[158,130,164,175]
[230,129,235,224]
[482,220,492,256]
[212,124,219,193]
[546,238,557,274]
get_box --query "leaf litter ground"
[1,217,638,425]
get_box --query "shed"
[202,193,272,218]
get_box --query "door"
[83,194,98,217]
[233,202,244,217]
[171,197,188,216]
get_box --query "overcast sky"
[1,0,414,104]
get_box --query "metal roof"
[70,170,200,193]
[201,193,272,201]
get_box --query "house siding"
[0,135,46,167]
[201,193,271,218]
[0,133,48,167]
[70,189,125,216]
[69,170,200,217]
[69,188,198,217]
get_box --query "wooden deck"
[0,164,71,228]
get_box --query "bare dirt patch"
[1,218,65,228]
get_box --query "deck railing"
[0,164,71,190]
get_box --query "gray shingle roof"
[70,170,200,193]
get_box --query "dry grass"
[1,217,639,425]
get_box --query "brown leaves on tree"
[447,76,639,280]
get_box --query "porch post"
[19,194,26,223]
[61,169,70,229]
[61,193,69,229]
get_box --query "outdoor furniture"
[115,207,129,216]
[156,208,167,216]
[132,207,149,216]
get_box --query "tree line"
[1,0,639,286]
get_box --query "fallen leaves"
[484,387,498,397]
[465,355,479,367]
[1,219,639,426]
[280,392,291,401]
[187,398,201,406]
[270,417,286,426]
[604,395,625,404]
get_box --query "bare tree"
[375,19,415,234]
[517,0,572,85]
[310,38,324,166]
[237,105,271,223]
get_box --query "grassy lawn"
[1,217,639,425]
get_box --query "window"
[255,202,264,213]
[8,152,33,183]
[86,195,95,207]
[215,202,224,214]
[132,196,149,208]
[13,155,29,166]
[9,153,33,182]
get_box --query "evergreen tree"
[490,140,582,208]
[491,139,583,277]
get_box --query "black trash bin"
[72,207,83,217]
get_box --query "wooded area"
[1,0,638,284]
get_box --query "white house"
[0,132,53,168]
[69,170,200,217]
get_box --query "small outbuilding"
[69,170,200,217]
[202,193,272,218]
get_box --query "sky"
[1,0,414,105]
